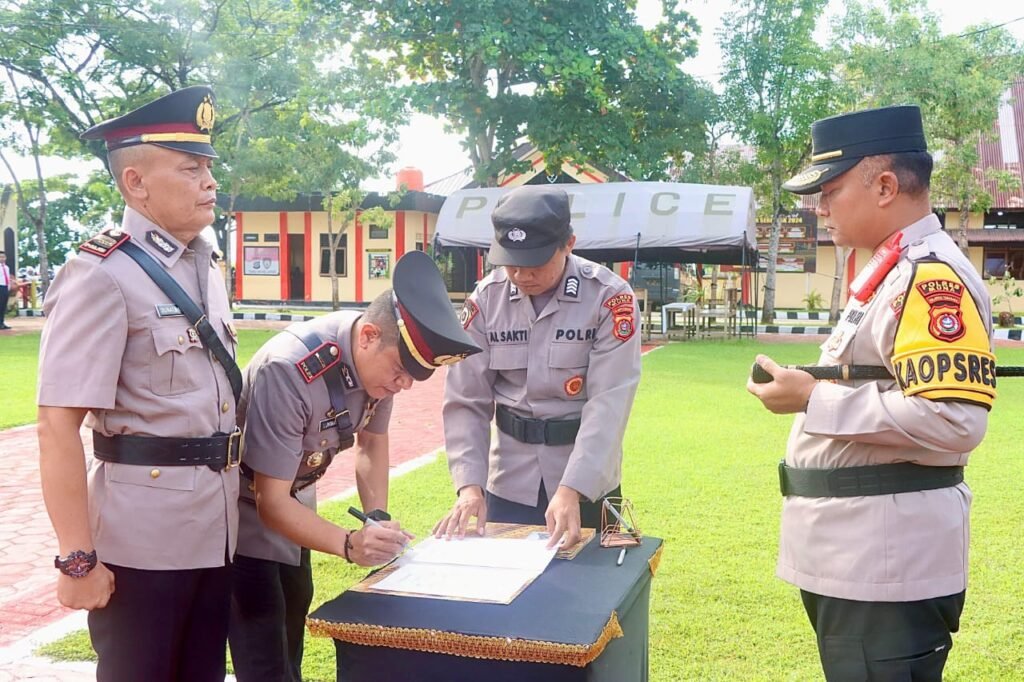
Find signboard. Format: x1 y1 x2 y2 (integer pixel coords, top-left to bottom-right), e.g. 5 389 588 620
243 246 280 276
755 210 817 273
368 252 391 279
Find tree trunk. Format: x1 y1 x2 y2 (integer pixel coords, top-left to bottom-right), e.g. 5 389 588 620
224 193 238 308
955 203 970 256
830 246 848 324
327 195 339 310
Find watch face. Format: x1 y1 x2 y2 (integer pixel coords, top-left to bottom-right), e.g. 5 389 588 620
56 550 97 578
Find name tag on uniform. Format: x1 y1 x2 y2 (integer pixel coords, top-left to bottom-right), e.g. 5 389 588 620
319 417 338 432
155 304 184 317
821 300 868 359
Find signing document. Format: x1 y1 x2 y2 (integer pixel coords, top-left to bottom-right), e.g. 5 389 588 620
369 532 558 604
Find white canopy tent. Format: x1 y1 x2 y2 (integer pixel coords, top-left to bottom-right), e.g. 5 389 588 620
434 182 758 265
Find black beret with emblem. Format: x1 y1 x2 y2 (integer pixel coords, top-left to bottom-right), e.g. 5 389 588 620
391 251 482 381
488 186 573 268
81 85 218 159
783 105 928 195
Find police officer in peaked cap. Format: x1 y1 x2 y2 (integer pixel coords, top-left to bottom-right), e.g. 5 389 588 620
749 105 995 680
37 85 241 681
437 185 642 550
229 250 479 681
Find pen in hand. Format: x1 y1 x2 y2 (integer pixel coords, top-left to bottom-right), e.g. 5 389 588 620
347 507 414 553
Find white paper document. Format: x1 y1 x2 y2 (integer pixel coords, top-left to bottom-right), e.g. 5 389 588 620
369 533 558 603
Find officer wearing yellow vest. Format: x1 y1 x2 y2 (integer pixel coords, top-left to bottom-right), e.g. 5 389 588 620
748 105 995 680
38 86 240 681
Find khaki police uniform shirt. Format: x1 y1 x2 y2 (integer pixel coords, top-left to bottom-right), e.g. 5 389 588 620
778 213 992 602
236 311 393 566
37 207 239 570
444 254 642 506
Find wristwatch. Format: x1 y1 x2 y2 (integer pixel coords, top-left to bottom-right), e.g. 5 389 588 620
54 549 98 578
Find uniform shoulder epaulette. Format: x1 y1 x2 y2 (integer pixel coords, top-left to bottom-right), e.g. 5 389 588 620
79 228 130 258
296 341 342 384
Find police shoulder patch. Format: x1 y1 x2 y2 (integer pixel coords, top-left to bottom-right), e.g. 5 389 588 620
79 228 130 258
460 299 480 330
891 260 996 410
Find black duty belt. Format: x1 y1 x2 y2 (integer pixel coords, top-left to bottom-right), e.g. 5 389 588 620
495 404 581 446
779 461 964 497
93 430 242 472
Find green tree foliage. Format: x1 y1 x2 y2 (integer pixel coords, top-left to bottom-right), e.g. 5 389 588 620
349 0 709 184
833 0 1024 252
0 0 400 302
718 0 834 323
14 174 113 269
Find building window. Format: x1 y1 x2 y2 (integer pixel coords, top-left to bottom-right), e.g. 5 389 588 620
982 247 1024 279
319 233 347 276
369 224 389 240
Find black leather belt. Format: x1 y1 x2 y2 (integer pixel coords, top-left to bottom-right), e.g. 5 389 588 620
779 461 964 497
495 405 581 446
93 430 242 471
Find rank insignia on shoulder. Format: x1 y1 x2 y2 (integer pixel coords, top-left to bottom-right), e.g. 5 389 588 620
296 342 342 384
340 363 357 389
459 299 479 330
145 230 180 258
79 229 130 258
564 276 580 298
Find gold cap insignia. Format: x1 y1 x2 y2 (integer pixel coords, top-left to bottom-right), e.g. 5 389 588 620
788 168 827 187
196 95 216 132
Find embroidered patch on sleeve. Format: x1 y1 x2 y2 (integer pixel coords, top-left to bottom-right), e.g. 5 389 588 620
605 292 636 342
459 299 479 330
891 261 996 409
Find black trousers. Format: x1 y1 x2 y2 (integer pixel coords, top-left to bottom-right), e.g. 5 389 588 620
486 481 622 529
801 590 966 682
229 548 314 682
0 285 8 325
88 563 231 682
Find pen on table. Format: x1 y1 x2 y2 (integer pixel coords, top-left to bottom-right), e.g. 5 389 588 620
616 548 626 566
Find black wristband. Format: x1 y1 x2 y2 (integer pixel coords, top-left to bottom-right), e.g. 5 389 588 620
344 531 354 563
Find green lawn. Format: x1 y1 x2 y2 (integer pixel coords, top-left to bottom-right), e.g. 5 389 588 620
0 330 277 429
31 341 1024 680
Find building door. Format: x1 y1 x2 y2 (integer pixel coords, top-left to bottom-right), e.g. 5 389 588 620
288 234 305 301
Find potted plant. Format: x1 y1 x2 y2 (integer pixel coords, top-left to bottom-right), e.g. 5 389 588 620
988 270 1023 328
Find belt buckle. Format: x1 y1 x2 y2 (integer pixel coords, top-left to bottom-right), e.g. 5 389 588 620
226 428 243 470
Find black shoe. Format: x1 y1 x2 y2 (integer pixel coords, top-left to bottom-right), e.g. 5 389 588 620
0 324 11 330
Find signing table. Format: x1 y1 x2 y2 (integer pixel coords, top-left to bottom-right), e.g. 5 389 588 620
308 534 664 682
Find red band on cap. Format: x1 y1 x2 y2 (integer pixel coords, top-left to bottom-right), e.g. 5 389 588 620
104 122 199 141
397 300 436 366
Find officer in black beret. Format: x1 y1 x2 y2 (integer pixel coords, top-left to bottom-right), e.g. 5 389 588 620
750 105 995 680
437 185 642 551
230 251 479 681
38 86 241 682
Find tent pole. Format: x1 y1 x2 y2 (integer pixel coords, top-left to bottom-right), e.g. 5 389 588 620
631 232 641 288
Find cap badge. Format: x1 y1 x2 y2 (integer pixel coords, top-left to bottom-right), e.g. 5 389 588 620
788 168 826 187
434 352 470 366
196 94 216 132
508 228 527 242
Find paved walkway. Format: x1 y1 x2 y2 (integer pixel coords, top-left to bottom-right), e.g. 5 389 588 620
0 366 447 679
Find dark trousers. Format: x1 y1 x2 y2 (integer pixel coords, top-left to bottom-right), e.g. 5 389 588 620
229 548 314 682
801 590 966 682
486 481 622 529
88 563 231 682
0 285 8 325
